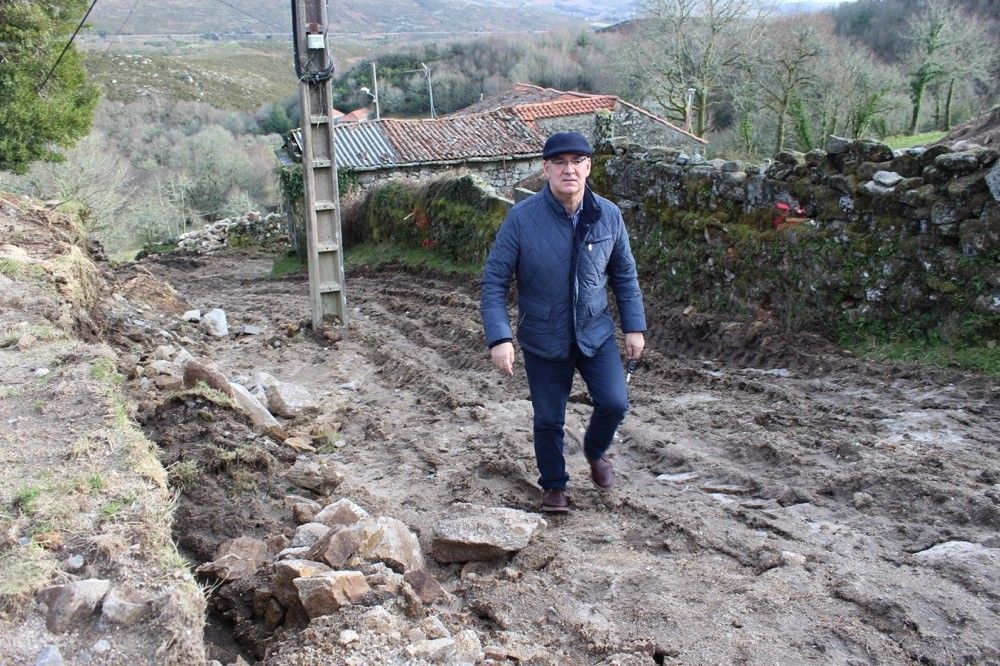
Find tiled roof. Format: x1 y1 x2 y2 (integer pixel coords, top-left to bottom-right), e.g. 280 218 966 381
511 96 618 122
290 111 546 171
448 83 570 117
381 111 544 163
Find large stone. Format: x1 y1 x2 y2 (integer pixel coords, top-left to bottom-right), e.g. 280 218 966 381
307 525 363 567
935 151 980 173
293 571 371 618
40 578 110 633
285 455 345 494
182 359 233 396
100 588 151 626
453 630 485 663
229 382 282 434
201 308 229 336
266 381 319 417
313 498 369 530
987 161 1000 202
292 522 331 549
872 170 902 187
353 516 425 573
861 181 894 197
825 135 851 154
196 537 269 581
148 359 182 377
271 559 332 609
431 504 546 563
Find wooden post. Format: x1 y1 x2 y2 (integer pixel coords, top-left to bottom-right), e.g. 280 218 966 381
294 0 347 328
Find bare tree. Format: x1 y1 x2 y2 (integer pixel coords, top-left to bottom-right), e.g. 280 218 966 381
749 16 824 153
904 0 955 135
632 0 772 137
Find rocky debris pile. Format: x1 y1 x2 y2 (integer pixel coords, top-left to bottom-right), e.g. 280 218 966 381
175 211 285 254
194 475 550 663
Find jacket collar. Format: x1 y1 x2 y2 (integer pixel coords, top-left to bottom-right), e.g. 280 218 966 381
542 183 602 227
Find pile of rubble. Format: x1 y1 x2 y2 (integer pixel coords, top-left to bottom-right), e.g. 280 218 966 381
176 211 286 253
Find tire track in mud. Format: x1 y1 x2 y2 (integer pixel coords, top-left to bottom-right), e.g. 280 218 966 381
140 254 1000 665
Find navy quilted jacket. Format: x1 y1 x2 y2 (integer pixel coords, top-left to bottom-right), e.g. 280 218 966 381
481 184 646 360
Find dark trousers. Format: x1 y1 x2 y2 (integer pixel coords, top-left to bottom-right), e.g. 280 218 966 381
522 336 628 490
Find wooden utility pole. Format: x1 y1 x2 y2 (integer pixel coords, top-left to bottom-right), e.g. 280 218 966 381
292 0 347 328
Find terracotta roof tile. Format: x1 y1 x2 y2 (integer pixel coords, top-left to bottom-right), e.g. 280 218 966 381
512 96 618 122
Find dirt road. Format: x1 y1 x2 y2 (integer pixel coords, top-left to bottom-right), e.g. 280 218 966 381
135 250 1000 664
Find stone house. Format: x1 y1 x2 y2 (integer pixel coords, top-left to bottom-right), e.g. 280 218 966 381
280 83 705 198
282 110 545 197
449 83 707 154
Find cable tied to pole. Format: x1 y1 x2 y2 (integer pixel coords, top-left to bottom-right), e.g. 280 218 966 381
290 0 335 85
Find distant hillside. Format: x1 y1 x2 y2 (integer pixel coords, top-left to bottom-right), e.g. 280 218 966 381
86 0 584 35
478 0 637 25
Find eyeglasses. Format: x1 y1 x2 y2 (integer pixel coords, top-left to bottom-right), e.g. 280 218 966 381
548 156 589 169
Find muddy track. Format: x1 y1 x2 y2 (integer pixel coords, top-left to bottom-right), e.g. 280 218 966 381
138 252 1000 664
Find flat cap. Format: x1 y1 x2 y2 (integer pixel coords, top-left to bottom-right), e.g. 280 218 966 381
542 131 593 159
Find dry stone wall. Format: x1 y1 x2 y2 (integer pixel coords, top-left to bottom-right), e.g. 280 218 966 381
594 136 999 342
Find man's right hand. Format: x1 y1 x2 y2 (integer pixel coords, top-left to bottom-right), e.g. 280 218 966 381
490 341 515 376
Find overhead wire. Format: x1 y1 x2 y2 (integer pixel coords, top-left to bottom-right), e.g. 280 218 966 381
290 0 335 85
37 0 101 93
98 0 142 57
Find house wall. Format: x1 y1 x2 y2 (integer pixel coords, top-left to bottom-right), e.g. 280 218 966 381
348 157 540 198
533 110 704 154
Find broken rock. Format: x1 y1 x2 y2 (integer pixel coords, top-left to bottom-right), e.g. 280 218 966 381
313 498 369 530
404 569 449 605
293 570 371 618
201 308 229 336
183 359 233 397
100 588 151 626
285 454 344 494
266 381 319 418
40 578 110 633
196 537 269 581
271 559 332 609
229 382 282 434
291 522 331 549
307 525 363 568
353 516 425 573
431 503 546 562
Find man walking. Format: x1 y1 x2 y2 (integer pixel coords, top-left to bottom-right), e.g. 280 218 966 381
481 131 646 513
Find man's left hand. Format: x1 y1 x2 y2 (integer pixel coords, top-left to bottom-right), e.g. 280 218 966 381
625 332 645 360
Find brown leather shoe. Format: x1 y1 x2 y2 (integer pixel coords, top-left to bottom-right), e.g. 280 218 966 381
541 489 569 513
589 456 614 489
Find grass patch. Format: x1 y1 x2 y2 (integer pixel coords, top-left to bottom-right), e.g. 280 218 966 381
166 460 200 491
844 337 1000 376
13 487 43 516
0 544 57 603
271 252 305 278
90 357 123 384
346 241 482 276
0 258 45 279
883 131 947 149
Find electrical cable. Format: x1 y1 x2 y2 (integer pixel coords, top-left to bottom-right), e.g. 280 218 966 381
290 0 335 85
98 0 142 57
37 0 100 93
209 0 286 32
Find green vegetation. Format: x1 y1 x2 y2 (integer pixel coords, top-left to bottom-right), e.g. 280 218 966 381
0 1 99 174
89 357 123 383
346 241 482 276
883 131 947 149
83 42 295 112
13 487 43 516
271 252 305 278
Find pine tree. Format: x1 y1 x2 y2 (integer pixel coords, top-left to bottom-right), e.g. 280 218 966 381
0 1 99 175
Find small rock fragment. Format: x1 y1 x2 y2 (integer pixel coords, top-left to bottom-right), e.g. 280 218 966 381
339 629 360 645
272 559 332 609
40 578 110 633
285 455 344 494
294 571 371 618
229 382 281 434
201 308 229 336
404 569 449 605
101 588 151 626
65 554 85 572
266 381 319 418
313 498 369 530
181 309 201 322
35 645 64 666
92 639 111 655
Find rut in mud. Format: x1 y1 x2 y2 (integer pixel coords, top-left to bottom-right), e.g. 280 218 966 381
133 250 1000 664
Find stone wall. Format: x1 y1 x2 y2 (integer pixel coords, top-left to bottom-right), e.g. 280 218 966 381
348 158 539 199
592 136 1000 342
